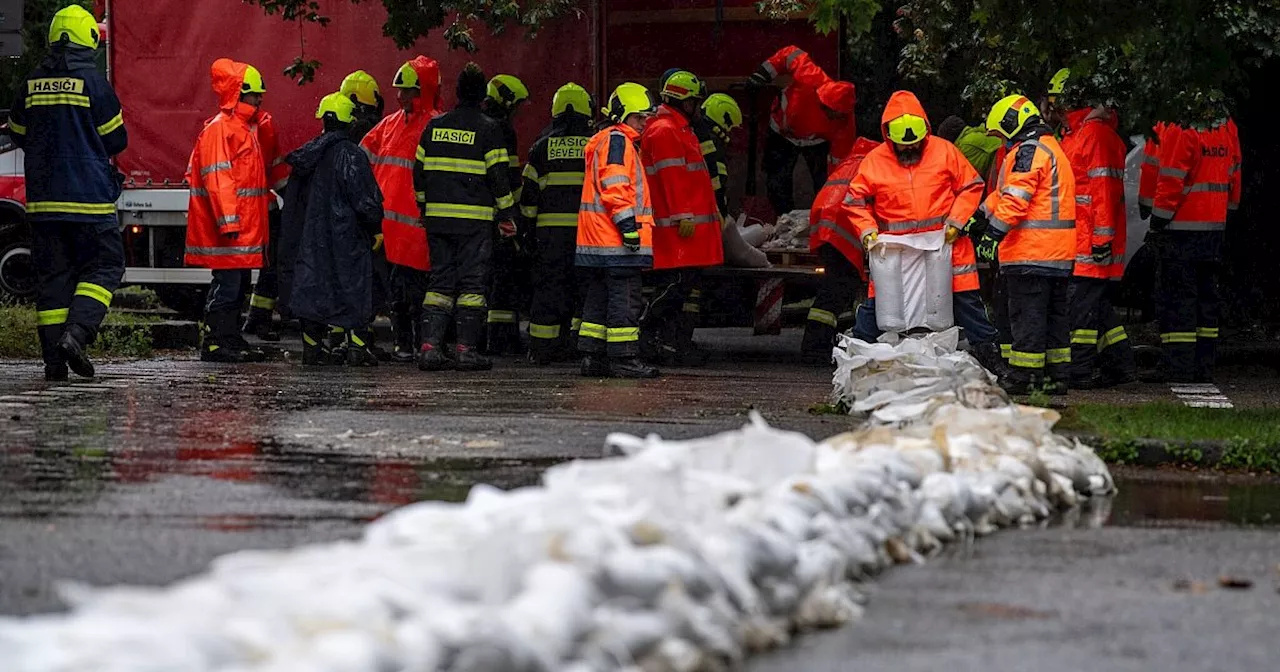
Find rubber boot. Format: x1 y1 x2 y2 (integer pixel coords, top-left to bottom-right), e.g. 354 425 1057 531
456 309 493 371
417 311 454 372
391 309 417 363
660 311 708 367
328 326 348 366
580 353 611 377
485 317 521 356
346 328 379 367
301 321 330 366
243 306 280 341
998 371 1040 396
227 317 267 363
611 357 660 379
800 321 837 367
54 323 95 378
201 311 251 363
970 341 1010 379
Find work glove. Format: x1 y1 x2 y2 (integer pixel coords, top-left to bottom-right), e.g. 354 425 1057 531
944 224 964 245
861 230 880 251
1139 203 1152 220
372 233 384 251
974 231 1002 263
622 230 641 252
1091 241 1111 264
1149 215 1170 233
746 69 771 89
677 219 697 239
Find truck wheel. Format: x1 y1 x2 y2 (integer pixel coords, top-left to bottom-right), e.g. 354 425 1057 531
154 284 208 320
0 241 37 303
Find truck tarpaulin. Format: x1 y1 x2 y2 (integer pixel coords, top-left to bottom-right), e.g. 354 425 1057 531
108 0 593 187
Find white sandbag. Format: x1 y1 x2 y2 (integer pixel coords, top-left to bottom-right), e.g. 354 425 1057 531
722 214 771 268
868 229 954 332
739 222 772 248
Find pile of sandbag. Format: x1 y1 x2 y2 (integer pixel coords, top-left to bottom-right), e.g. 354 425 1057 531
1 334 1114 672
760 209 809 250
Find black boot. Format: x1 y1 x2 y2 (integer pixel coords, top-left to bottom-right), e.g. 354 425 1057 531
346 329 379 367
456 309 493 371
611 356 660 379
800 321 837 367
971 341 1010 378
580 353 611 377
44 363 69 382
417 311 454 372
328 327 348 365
55 324 95 378
243 307 280 341
301 322 330 366
391 310 417 363
201 312 251 363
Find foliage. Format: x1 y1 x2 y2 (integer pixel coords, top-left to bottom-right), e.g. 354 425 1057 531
0 0 94 108
1095 438 1139 465
1073 403 1280 472
0 304 156 359
246 0 583 84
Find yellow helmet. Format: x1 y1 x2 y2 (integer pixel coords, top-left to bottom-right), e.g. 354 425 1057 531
605 82 657 122
551 82 592 117
316 92 355 124
701 93 743 133
340 71 380 107
885 113 928 145
487 75 529 108
240 65 267 94
985 94 1041 140
661 70 704 101
1047 68 1071 97
392 62 420 89
49 5 100 50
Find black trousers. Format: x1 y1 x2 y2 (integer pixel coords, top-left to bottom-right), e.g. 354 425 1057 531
763 130 828 216
528 228 580 355
644 268 704 349
247 209 282 315
1005 273 1071 384
1069 277 1136 380
487 234 530 334
424 228 491 345
1156 231 1221 380
33 221 125 365
204 268 251 347
989 266 1013 362
579 268 643 358
390 264 429 317
802 244 863 354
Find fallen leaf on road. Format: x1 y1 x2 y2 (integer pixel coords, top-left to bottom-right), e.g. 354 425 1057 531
1217 576 1253 590
463 439 504 449
1172 579 1209 594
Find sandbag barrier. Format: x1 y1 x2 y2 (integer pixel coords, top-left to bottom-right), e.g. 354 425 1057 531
2 330 1114 672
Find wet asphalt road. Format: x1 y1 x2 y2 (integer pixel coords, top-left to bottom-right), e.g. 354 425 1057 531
1 328 1278 670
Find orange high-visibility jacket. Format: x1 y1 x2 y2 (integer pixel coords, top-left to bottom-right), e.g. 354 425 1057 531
577 122 654 269
362 56 442 271
810 136 879 281
1060 108 1128 280
641 104 723 270
981 128 1077 275
756 45 857 166
185 58 271 270
1137 121 1173 211
254 110 290 195
1151 119 1241 232
842 91 984 294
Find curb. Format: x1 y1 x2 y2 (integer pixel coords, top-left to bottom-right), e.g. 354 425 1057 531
1062 432 1280 472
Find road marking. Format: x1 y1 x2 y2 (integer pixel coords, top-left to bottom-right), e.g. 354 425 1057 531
1171 383 1233 409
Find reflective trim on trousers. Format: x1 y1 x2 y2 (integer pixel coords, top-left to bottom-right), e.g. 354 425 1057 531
1047 348 1071 365
536 213 579 228
458 293 487 309
607 326 640 343
529 323 561 339
807 308 837 327
1160 332 1197 344
952 264 977 276
37 308 69 326
423 292 455 309
1009 351 1046 369
1071 329 1099 345
579 322 607 341
249 294 276 310
487 310 517 324
1197 327 1219 339
1099 326 1128 350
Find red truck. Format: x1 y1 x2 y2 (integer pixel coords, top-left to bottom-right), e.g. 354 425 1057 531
2 0 842 322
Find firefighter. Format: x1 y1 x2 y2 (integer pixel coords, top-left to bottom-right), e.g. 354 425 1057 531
800 137 876 365
481 74 531 355
701 92 743 216
745 45 857 217
1048 71 1137 389
8 5 127 380
362 56 443 363
841 92 1003 372
1148 113 1241 383
341 70 385 141
413 63 516 372
1137 122 1175 220
521 82 594 364
240 97 292 343
185 58 273 364
279 93 384 366
577 82 659 378
640 70 722 367
973 94 1077 394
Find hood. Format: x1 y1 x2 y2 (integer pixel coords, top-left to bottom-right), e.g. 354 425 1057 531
40 42 97 72
1065 107 1118 134
879 90 930 140
817 81 855 115
211 58 250 111
409 56 442 112
286 131 347 178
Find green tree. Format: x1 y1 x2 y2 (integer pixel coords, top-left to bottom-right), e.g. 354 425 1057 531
0 0 95 109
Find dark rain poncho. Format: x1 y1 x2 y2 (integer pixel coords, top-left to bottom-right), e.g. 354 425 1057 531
277 131 383 328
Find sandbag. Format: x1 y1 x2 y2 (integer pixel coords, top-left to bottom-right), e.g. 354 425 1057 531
722 214 771 268
868 229 953 332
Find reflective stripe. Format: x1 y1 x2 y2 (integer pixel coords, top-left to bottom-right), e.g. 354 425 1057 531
1087 167 1124 179
487 310 517 324
1197 327 1220 339
881 216 945 233
272 177 289 191
544 171 587 187
1187 182 1230 193
201 161 232 176
423 292 456 309
1099 326 1128 350
271 156 286 168
1142 154 1158 166
529 323 561 339
303 333 319 346
37 308 69 326
415 146 427 163
1025 139 1063 220
508 156 521 168
350 332 367 347
580 322 607 341
1167 220 1226 232
496 193 515 210
575 245 653 256
761 61 778 79
682 302 700 314
581 202 607 214
807 308 837 327
423 203 495 220
654 214 717 227
952 264 977 276
249 294 276 310
1022 218 1075 230
813 220 861 249
1070 329 1099 345
27 201 116 215
1094 227 1115 237
415 191 426 202
536 212 579 228
1077 254 1110 266
1002 186 1033 201
844 196 867 207
1160 332 1197 344
826 178 851 188
1000 343 1012 358
458 293 487 308
646 157 688 174
1138 197 1154 207
700 140 717 154
96 112 125 136
612 207 639 224
1008 351 1046 369
8 120 25 135
686 162 707 172
607 326 640 343
962 176 983 189
421 157 487 174
784 49 802 69
26 93 90 107
988 216 1012 234
216 215 240 226
1047 348 1071 365
571 318 582 332
236 188 272 197
1075 195 1092 205
710 176 722 189
370 155 416 169
1158 167 1187 178
484 148 510 169
185 245 264 256
520 205 540 219
384 209 421 227
1150 207 1175 219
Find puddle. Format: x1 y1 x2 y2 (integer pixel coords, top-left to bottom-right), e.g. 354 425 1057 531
1107 475 1280 527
